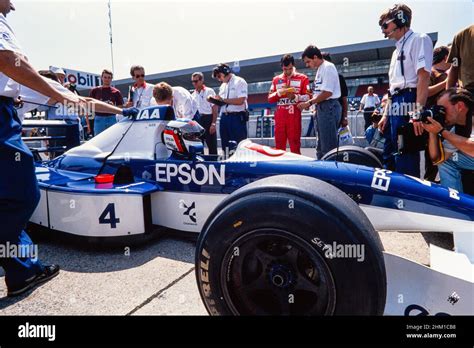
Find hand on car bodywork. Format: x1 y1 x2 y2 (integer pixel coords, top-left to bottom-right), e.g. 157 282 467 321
122 107 140 119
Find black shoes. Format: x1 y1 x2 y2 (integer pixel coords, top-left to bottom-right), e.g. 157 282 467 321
7 265 60 297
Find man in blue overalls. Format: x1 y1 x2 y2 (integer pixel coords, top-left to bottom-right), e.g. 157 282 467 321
0 1 84 297
377 4 432 177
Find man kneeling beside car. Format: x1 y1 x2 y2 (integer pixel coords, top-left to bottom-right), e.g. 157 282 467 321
421 88 474 193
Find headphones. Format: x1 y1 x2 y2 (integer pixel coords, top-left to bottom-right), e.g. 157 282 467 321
212 64 232 78
388 5 410 28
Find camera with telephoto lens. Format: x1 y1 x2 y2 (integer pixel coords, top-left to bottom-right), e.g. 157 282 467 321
410 105 446 126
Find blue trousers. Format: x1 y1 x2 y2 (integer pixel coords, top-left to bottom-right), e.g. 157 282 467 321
0 99 44 289
382 91 420 177
219 112 247 154
94 115 117 136
439 151 474 192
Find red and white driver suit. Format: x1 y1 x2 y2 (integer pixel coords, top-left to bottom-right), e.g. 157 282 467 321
268 70 311 154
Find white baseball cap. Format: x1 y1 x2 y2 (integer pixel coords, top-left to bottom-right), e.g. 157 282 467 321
49 66 66 75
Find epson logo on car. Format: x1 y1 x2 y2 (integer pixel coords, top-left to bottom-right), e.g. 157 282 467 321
137 108 162 120
156 163 226 185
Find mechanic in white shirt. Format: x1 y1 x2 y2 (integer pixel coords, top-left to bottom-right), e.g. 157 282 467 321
192 72 218 155
212 63 248 154
125 65 154 109
359 86 381 130
152 82 198 119
377 4 432 177
298 45 342 159
0 2 87 297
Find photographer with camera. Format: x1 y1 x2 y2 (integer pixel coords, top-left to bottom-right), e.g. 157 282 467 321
420 88 474 193
366 109 385 150
378 4 433 177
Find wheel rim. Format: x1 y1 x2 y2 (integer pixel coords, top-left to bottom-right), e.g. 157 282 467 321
220 229 336 315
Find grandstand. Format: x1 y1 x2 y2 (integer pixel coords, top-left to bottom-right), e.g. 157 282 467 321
111 33 438 112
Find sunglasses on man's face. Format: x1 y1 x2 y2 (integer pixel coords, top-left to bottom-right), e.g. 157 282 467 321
381 18 395 30
191 80 201 83
135 74 145 78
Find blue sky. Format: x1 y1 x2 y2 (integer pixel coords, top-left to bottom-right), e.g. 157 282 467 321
9 0 474 79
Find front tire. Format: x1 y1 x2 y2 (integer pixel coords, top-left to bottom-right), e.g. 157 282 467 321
196 175 386 315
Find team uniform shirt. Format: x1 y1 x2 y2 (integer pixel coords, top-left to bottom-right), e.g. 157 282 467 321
447 25 474 91
312 60 341 100
192 85 216 115
388 29 433 93
18 78 78 121
172 86 198 119
219 75 248 113
360 93 380 108
0 14 23 98
131 82 154 109
268 71 311 109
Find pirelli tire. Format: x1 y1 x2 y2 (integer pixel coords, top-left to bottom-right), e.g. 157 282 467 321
195 175 386 315
322 145 383 168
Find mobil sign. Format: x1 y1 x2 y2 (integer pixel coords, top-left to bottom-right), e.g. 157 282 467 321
63 68 101 90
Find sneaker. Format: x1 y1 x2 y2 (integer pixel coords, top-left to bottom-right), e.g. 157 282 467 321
7 265 60 297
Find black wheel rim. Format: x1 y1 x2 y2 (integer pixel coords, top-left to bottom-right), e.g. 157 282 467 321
220 229 336 315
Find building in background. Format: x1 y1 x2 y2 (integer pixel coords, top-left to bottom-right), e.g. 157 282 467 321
88 33 437 114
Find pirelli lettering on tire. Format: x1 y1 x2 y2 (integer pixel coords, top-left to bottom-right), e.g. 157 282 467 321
199 248 219 315
156 163 226 185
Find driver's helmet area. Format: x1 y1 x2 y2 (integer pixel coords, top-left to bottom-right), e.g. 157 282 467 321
163 119 205 158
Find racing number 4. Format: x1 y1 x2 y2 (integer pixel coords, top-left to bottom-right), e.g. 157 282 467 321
99 203 121 229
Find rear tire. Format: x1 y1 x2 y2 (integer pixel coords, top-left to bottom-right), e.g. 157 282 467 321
196 175 386 315
322 145 382 168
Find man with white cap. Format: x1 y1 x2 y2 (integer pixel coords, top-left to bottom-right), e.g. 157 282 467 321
49 66 66 86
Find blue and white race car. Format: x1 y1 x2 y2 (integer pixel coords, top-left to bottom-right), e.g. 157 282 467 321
29 106 474 316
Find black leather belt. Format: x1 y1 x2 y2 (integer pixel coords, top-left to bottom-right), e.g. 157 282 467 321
222 111 245 116
391 87 417 96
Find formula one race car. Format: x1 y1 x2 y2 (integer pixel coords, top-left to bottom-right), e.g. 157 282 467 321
29 105 474 316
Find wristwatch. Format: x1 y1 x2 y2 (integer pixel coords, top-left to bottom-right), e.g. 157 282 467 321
437 128 446 137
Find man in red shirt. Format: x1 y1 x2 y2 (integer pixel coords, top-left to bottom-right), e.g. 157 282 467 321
89 69 124 135
268 54 311 154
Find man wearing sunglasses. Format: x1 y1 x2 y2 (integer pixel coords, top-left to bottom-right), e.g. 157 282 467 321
377 3 432 177
125 65 154 109
191 72 218 155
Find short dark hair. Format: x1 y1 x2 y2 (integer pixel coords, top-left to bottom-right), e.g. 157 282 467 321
379 4 412 28
212 64 231 79
39 70 60 83
102 69 113 78
192 72 204 81
302 45 322 60
130 65 145 77
321 52 332 62
438 88 474 115
438 88 473 137
433 46 450 65
153 82 173 102
280 54 295 67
